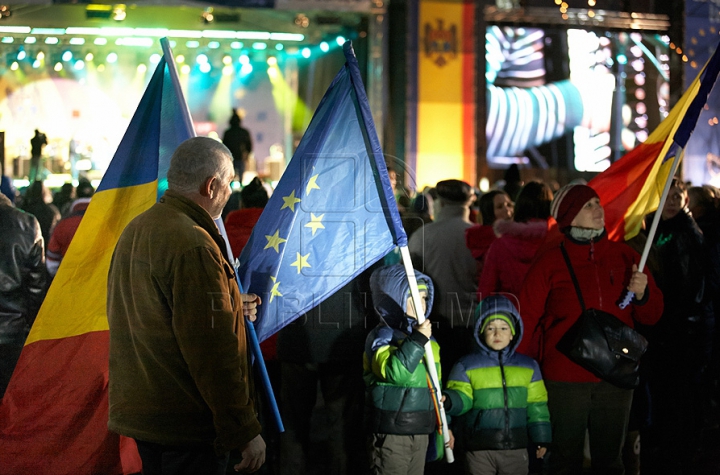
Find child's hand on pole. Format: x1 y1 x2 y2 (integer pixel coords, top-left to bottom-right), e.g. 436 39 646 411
416 319 432 339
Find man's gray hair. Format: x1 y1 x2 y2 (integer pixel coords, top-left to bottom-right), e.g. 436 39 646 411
167 137 234 194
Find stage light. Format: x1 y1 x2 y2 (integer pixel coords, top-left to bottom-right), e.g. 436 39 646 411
239 54 249 65
320 41 329 52
10 61 18 70
180 64 190 74
45 37 59 45
275 44 284 51
240 63 252 75
149 53 161 64
69 38 85 45
301 47 311 58
0 5 11 18
137 64 147 73
74 60 85 70
53 62 61 71
252 42 267 50
199 62 211 73
62 50 72 61
1 37 13 43
176 54 185 63
196 53 208 64
186 40 199 48
267 56 277 67
36 51 44 61
230 41 242 50
106 52 118 63
85 52 93 61
113 4 126 21
222 65 233 75
208 41 220 49
97 64 105 72
24 37 36 44
94 38 107 45
616 54 627 65
222 55 232 65
202 8 214 24
17 50 26 60
32 59 40 68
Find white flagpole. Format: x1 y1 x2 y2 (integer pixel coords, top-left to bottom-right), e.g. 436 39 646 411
618 147 683 308
399 246 454 463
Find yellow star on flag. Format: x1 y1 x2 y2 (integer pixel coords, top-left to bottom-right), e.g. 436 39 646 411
281 190 302 212
304 213 325 236
269 276 282 303
290 252 311 274
264 230 288 253
306 174 320 195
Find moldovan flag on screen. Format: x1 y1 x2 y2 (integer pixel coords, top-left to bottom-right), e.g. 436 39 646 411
0 53 194 474
590 41 720 241
238 42 406 342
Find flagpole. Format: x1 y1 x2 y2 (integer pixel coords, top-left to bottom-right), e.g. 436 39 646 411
400 246 455 463
618 148 683 308
234 273 285 433
160 38 195 136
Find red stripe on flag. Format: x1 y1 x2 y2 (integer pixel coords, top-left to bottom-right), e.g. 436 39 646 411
589 140 665 241
0 331 141 475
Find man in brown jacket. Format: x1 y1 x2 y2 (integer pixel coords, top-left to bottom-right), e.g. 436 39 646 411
107 136 265 474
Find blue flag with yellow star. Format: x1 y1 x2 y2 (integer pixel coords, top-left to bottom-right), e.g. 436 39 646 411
237 42 406 343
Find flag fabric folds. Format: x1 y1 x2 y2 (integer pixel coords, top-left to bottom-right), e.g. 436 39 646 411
238 42 405 343
590 42 720 241
0 51 194 474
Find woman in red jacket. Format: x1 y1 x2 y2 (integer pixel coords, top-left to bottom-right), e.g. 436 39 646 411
518 184 663 475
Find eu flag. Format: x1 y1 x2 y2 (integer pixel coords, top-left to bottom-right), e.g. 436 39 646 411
238 42 406 343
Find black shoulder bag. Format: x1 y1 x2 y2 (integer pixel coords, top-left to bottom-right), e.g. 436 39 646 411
555 243 648 389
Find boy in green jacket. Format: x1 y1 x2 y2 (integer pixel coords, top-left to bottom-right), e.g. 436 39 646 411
363 264 441 475
443 295 551 475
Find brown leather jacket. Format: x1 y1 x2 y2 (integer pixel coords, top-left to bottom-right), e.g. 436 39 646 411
107 189 260 454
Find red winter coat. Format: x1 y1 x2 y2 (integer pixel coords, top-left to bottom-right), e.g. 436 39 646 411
518 232 663 383
478 219 551 300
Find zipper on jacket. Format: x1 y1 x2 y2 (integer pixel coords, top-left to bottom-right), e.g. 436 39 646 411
499 351 510 447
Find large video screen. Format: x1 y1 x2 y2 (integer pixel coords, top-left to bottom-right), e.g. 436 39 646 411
485 26 670 172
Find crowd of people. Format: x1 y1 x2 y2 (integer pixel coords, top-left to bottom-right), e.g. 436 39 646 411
3 137 720 475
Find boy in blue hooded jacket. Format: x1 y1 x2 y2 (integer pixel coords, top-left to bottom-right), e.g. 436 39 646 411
443 295 551 475
363 264 442 475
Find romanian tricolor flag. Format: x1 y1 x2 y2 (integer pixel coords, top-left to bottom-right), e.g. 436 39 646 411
590 42 720 241
0 42 194 474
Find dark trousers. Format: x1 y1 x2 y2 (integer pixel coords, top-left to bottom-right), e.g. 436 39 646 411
279 361 367 475
134 439 229 475
0 341 24 398
545 380 633 475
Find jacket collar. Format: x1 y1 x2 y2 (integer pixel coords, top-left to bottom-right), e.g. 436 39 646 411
160 189 231 265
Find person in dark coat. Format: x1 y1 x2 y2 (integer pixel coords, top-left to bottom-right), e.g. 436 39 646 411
0 193 46 397
641 179 708 474
222 110 253 184
20 181 60 247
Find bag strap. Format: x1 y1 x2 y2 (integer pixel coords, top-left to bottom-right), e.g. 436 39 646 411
560 242 586 312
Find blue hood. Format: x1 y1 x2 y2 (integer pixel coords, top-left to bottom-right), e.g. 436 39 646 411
370 264 434 332
473 295 524 357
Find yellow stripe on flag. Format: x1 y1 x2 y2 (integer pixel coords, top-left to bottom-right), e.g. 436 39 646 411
26 181 157 344
621 66 704 238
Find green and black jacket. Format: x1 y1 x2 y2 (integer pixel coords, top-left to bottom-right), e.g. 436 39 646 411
444 295 551 451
